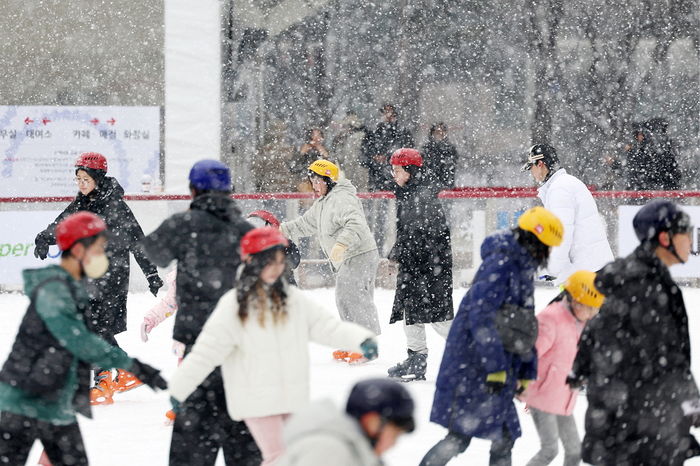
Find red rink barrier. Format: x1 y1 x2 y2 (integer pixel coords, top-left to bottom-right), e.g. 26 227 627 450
2 188 700 203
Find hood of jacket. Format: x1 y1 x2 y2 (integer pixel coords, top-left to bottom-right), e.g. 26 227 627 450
324 177 357 200
393 168 438 199
190 192 242 223
481 229 538 271
283 399 379 465
76 176 124 207
23 265 73 297
594 244 669 296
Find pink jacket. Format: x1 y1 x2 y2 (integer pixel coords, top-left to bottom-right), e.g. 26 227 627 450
522 300 585 416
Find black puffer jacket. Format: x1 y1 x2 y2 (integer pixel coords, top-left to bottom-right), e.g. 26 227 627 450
388 172 453 325
142 193 253 349
35 177 159 335
573 245 699 466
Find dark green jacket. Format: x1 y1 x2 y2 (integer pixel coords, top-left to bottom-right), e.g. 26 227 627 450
0 265 133 425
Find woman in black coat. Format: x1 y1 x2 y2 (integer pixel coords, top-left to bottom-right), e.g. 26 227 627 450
33 152 163 404
386 148 453 382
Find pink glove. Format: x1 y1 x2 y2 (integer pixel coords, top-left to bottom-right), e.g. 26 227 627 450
141 315 157 342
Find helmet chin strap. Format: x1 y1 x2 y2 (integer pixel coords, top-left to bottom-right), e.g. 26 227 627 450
666 232 688 264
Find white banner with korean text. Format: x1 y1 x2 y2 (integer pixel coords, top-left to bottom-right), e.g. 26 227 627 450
0 106 160 197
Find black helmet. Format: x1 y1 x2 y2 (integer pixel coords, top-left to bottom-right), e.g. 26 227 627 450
633 199 692 243
521 144 559 172
346 378 415 432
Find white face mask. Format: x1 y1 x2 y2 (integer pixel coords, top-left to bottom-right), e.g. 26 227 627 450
83 253 109 278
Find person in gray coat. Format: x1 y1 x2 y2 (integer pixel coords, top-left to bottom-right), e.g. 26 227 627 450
278 378 415 466
280 160 381 362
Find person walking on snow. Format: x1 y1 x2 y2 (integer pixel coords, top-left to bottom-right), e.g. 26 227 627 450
421 206 563 466
570 200 700 466
0 212 166 466
142 159 261 466
522 144 613 285
169 227 378 466
280 159 381 363
386 148 454 382
278 378 415 466
33 152 163 406
519 270 604 466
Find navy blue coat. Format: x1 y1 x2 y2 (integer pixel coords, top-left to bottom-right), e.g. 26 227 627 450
430 230 538 440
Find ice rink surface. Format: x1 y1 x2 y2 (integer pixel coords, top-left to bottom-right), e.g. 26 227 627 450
2 286 700 465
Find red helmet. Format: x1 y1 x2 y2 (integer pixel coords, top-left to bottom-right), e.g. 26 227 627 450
248 210 281 228
56 212 107 251
390 148 423 167
75 152 108 171
240 227 289 257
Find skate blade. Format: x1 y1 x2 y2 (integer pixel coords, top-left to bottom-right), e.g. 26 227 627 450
113 380 144 393
394 374 426 383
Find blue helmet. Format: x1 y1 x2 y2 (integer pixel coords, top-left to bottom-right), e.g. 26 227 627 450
189 159 231 192
633 199 692 243
346 378 415 432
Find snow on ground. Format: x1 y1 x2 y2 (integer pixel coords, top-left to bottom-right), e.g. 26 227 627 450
2 286 700 465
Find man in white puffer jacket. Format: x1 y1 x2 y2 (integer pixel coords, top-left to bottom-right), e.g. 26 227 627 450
281 160 381 351
522 144 614 285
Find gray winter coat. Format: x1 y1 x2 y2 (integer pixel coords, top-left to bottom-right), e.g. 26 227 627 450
278 399 380 466
280 178 377 270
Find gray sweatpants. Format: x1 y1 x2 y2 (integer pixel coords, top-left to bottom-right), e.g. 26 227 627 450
526 407 581 466
335 249 381 335
405 320 452 354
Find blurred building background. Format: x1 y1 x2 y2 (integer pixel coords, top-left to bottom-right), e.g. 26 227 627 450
1 0 698 191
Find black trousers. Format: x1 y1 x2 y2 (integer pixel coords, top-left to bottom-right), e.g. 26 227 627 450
92 331 120 381
169 368 261 466
0 411 87 466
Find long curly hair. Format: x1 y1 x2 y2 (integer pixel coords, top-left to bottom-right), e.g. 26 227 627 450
236 246 288 326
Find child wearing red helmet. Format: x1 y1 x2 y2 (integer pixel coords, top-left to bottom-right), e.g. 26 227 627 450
386 148 454 382
169 227 378 465
0 212 166 466
32 152 163 406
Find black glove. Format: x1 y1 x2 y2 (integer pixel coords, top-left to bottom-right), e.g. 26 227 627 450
147 273 164 297
34 233 50 260
565 372 586 390
129 359 167 390
485 371 507 394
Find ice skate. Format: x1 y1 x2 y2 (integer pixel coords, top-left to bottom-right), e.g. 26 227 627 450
89 370 114 405
112 368 144 392
346 352 368 364
332 350 349 361
387 350 427 382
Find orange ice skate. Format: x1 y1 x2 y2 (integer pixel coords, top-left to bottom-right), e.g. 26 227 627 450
89 370 114 405
332 350 349 361
112 368 143 393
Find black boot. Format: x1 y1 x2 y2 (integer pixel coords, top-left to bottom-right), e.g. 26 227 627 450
388 349 427 382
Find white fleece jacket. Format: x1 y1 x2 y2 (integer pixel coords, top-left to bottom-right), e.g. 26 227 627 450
169 285 375 420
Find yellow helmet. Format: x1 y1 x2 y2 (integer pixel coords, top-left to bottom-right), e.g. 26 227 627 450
564 270 605 308
517 206 564 247
308 159 339 182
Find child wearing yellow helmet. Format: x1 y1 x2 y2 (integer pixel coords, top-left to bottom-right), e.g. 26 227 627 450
519 270 604 466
